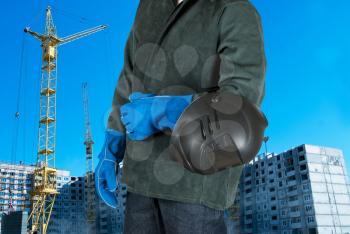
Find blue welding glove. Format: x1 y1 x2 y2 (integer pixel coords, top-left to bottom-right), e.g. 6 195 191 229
120 92 192 141
95 129 126 208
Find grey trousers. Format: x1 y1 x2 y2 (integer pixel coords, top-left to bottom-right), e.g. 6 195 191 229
124 192 227 234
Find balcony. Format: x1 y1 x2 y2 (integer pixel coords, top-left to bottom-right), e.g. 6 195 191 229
288 200 300 207
286 170 296 177
290 222 303 229
287 180 297 187
244 176 252 181
246 209 253 215
271 219 279 225
287 190 299 197
244 219 253 225
290 211 301 217
244 228 253 234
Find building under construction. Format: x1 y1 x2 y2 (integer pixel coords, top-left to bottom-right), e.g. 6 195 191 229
0 163 85 234
0 162 127 234
230 144 350 234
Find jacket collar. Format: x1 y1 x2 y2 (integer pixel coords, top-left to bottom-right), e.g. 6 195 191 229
158 0 197 44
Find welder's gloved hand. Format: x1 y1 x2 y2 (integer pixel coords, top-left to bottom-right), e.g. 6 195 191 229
95 129 126 208
120 92 192 141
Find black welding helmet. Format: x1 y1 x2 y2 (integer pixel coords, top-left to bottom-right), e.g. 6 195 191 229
170 91 268 175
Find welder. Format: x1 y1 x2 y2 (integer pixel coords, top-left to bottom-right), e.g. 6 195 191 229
96 0 267 233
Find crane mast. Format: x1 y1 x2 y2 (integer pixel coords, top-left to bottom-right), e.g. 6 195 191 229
24 6 106 234
82 82 96 230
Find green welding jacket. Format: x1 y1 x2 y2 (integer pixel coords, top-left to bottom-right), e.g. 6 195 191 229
108 0 266 210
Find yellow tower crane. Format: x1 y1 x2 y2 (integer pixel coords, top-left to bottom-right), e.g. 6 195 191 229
24 6 106 234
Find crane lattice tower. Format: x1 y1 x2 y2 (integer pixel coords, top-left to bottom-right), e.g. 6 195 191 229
24 6 106 234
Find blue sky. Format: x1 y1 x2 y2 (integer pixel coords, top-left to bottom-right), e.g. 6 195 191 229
0 0 349 177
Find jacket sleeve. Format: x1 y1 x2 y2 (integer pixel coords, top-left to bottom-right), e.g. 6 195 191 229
107 31 135 133
216 1 266 107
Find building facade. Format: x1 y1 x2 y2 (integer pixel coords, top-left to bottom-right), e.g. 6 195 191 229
234 144 350 234
48 175 86 234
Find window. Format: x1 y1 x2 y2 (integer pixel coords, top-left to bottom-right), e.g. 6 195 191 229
279 181 283 187
256 180 259 185
301 174 308 181
300 164 307 171
288 185 297 192
271 206 277 211
277 155 280 161
281 209 287 216
269 170 273 175
280 200 287 206
305 205 313 212
285 158 294 167
302 184 309 191
282 220 289 227
271 196 276 201
261 162 264 167
307 216 315 223
291 217 301 224
270 187 276 192
272 215 278 220
304 195 311 201
278 172 282 178
287 175 296 182
298 146 304 152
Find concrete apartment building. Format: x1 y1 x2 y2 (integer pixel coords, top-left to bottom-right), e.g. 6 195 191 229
48 174 86 234
234 144 350 234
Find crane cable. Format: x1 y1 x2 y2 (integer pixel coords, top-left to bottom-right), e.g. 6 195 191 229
51 6 102 25
11 35 27 166
7 34 27 214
